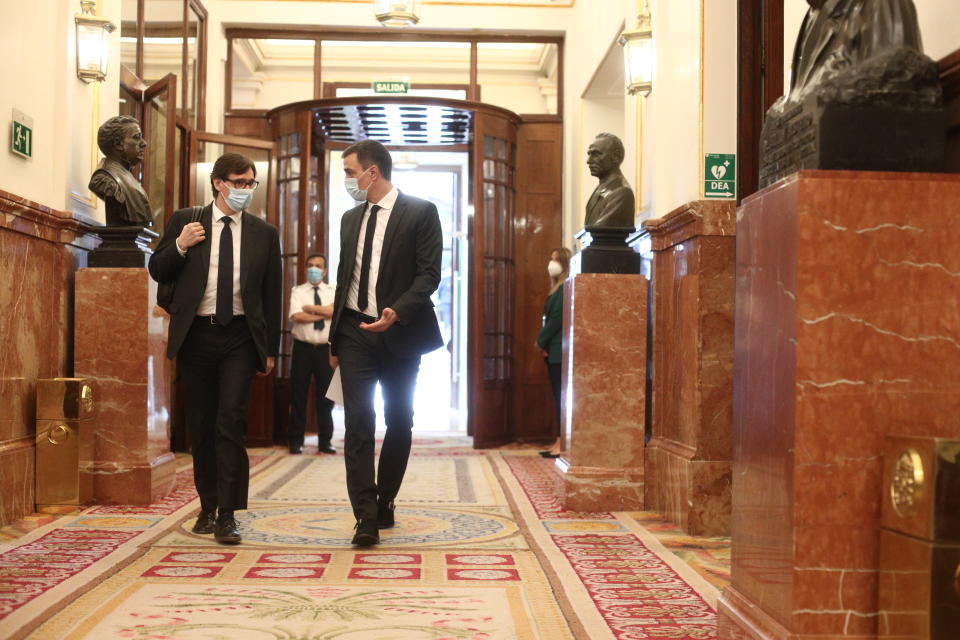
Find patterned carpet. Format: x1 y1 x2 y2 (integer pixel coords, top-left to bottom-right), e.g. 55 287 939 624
0 437 729 639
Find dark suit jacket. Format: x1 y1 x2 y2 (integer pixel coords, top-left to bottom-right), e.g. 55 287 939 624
329 191 443 359
536 287 563 365
148 203 282 370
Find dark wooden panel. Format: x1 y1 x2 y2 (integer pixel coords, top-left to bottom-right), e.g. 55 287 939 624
737 0 783 202
513 119 562 443
470 111 517 448
941 49 960 173
225 111 270 140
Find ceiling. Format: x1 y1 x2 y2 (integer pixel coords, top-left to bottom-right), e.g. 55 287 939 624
313 102 472 146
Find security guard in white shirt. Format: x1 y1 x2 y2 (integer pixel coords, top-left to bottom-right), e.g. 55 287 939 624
288 254 336 454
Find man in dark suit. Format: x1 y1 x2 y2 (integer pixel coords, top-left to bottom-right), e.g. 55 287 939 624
329 139 443 546
148 152 281 545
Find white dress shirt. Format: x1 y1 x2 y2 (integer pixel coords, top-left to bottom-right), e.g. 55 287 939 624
346 187 399 316
289 281 334 344
196 202 244 317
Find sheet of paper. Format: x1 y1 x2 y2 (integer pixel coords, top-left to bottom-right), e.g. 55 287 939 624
325 366 344 406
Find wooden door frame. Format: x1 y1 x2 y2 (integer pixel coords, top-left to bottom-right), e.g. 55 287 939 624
143 73 178 228
225 25 563 119
470 110 520 448
738 0 784 202
186 130 279 226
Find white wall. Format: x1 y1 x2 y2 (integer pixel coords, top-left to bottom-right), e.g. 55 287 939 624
0 0 121 221
557 0 635 239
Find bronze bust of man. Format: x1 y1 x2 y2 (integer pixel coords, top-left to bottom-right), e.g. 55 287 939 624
89 115 153 226
759 0 944 187
788 0 923 103
584 133 635 228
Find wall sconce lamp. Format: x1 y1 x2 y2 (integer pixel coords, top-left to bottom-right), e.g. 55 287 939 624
374 0 422 27
619 0 653 96
75 0 116 83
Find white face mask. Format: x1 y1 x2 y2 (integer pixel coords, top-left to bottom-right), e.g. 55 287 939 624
344 167 372 201
547 260 563 277
225 187 253 212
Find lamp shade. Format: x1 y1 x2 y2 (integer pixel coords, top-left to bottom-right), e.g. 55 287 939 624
619 25 653 97
75 1 115 83
374 0 422 27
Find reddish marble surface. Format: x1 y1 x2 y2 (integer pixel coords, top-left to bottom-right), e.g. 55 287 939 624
721 171 960 639
0 439 35 526
0 191 96 525
642 200 735 536
75 269 174 505
559 273 647 512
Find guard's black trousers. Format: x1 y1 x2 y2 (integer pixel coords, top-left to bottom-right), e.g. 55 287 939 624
289 339 335 449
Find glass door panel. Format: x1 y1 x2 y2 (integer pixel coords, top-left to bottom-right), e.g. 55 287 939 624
143 73 177 232
470 111 517 446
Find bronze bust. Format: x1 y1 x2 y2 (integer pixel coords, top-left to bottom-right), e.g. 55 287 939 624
584 133 635 228
759 0 944 187
89 116 153 226
788 0 923 104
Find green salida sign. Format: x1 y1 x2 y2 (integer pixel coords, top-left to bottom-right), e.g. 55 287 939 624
373 81 410 94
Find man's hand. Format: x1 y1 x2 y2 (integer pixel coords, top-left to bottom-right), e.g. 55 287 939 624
360 307 398 332
177 221 205 250
329 352 339 371
535 341 548 358
258 357 275 377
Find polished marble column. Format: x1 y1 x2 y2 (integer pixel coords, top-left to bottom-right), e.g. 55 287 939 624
75 268 175 504
558 273 647 512
719 171 960 639
641 201 736 536
0 189 95 525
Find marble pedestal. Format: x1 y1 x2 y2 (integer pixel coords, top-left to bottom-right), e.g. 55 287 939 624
558 273 647 512
719 171 960 639
75 268 175 504
639 201 736 536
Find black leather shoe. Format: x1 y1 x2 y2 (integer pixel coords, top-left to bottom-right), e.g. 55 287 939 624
317 443 337 454
214 514 242 545
289 445 303 454
377 500 395 529
351 519 380 546
191 510 216 534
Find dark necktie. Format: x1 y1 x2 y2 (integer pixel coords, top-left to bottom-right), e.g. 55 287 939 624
356 204 382 313
215 216 234 326
313 286 325 331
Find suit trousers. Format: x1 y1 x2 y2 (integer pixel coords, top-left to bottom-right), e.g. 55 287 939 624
336 318 421 521
289 340 335 448
178 316 260 513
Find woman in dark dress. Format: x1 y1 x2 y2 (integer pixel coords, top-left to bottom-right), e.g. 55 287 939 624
535 247 571 458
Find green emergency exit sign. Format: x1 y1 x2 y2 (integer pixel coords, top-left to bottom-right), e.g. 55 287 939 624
373 81 409 94
11 117 32 159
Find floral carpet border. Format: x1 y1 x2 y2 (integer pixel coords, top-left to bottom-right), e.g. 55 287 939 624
502 453 614 520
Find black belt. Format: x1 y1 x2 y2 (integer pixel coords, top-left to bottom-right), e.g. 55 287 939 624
195 314 245 326
341 308 377 324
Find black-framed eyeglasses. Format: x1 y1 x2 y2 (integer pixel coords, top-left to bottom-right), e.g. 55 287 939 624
225 179 260 190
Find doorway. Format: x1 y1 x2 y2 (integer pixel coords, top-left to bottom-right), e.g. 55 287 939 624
327 149 471 432
200 96 564 448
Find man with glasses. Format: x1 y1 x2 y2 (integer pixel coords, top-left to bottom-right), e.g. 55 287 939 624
149 152 282 545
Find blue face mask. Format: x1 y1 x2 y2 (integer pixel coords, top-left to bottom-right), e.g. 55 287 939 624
344 167 372 201
306 267 324 284
224 186 253 212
